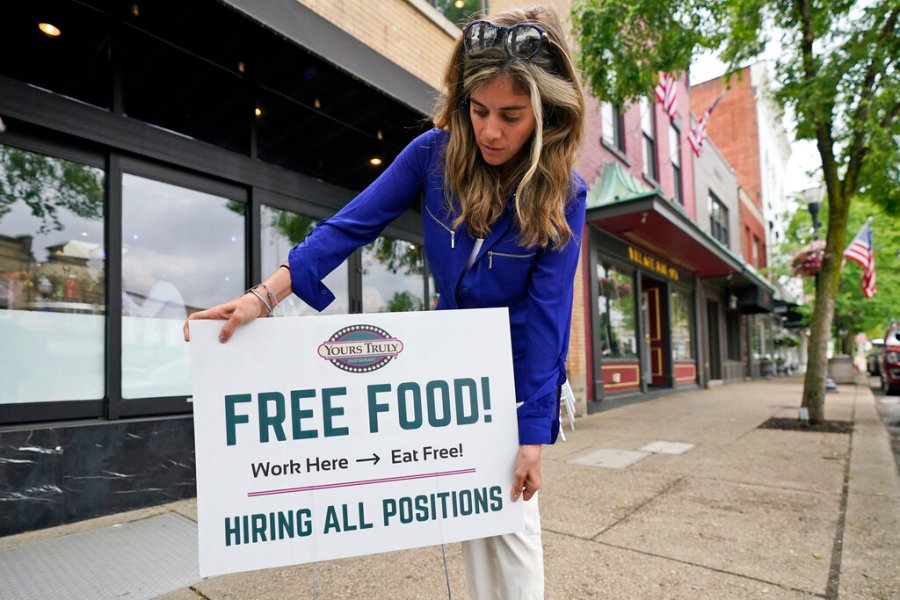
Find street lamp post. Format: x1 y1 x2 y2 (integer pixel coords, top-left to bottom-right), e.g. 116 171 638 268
807 199 821 241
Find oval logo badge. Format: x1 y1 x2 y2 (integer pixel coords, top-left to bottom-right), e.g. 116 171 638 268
317 325 404 373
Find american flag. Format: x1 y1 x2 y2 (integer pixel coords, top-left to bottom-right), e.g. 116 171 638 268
688 89 726 157
842 221 876 297
654 72 677 121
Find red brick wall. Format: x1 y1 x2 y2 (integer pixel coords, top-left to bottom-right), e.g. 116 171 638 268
581 76 695 219
739 200 768 269
690 70 763 214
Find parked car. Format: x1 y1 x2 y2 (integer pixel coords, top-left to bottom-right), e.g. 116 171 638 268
882 324 900 395
868 339 883 376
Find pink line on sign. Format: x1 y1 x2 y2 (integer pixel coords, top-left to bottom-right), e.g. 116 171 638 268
247 468 477 497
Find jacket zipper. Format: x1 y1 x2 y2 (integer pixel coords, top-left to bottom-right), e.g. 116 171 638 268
487 250 536 269
425 205 456 248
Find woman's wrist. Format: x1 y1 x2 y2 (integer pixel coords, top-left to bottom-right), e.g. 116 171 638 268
243 286 273 317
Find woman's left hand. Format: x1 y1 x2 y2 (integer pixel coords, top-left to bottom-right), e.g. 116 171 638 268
512 444 542 502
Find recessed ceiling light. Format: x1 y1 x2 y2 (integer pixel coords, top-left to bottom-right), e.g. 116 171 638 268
370 157 383 166
38 23 61 38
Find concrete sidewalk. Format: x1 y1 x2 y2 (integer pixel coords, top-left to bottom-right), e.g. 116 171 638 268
2 377 898 599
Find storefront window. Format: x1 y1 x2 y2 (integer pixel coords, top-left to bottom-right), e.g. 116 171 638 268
260 205 348 315
671 288 694 360
362 237 425 312
597 263 637 358
0 144 105 404
750 314 771 361
121 174 245 399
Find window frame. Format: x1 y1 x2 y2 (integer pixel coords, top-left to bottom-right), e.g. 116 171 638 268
709 192 730 247
600 101 627 160
669 123 682 205
639 97 658 183
112 156 249 419
595 256 639 361
669 284 696 361
0 132 107 425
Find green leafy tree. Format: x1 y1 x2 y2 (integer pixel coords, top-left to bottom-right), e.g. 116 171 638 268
833 199 900 345
272 211 316 245
0 146 104 234
781 193 900 349
572 0 899 423
365 237 424 276
433 0 483 25
385 290 424 313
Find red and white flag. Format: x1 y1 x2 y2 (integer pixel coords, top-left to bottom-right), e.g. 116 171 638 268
688 89 726 157
654 72 677 121
842 220 876 297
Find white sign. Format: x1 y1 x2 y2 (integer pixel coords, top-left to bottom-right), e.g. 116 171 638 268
189 308 523 578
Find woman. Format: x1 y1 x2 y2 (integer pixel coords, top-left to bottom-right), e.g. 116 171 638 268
186 6 585 598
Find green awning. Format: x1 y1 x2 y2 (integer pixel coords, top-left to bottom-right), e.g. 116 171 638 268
585 162 659 209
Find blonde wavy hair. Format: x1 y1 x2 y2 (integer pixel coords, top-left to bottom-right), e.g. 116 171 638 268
433 6 585 250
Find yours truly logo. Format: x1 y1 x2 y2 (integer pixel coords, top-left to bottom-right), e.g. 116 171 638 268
317 325 404 373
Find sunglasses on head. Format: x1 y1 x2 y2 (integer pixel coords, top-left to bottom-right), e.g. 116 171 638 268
462 20 547 60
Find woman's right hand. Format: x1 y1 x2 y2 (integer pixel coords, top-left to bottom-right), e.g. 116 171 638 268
182 292 265 343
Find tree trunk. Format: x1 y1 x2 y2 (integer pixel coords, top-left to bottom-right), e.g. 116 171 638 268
801 191 850 423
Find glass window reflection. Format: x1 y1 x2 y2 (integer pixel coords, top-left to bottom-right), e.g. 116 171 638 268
0 144 105 403
671 288 694 360
260 205 348 315
597 263 637 358
362 237 425 313
121 174 245 399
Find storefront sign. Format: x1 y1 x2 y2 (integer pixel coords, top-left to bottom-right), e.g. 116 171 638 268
627 246 680 281
189 309 523 578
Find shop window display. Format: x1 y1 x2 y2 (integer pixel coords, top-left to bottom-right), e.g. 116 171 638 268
0 144 105 403
362 237 425 313
260 205 349 316
671 288 694 360
597 263 637 358
121 174 245 399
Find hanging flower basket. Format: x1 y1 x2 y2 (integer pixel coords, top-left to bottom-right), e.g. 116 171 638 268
791 240 825 277
599 277 633 298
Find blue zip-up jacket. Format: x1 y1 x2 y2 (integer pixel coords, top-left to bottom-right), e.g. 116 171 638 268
288 128 586 445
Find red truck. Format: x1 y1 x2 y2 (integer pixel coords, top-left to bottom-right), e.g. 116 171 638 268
882 323 900 395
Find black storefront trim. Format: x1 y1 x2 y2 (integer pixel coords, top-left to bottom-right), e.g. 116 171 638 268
0 76 355 214
217 0 439 116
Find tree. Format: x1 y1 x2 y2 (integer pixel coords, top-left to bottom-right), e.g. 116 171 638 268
779 193 900 347
385 290 424 313
433 0 483 25
832 199 900 345
0 146 104 234
572 0 899 423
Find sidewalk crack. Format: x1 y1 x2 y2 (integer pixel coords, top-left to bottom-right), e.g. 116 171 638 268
824 383 857 599
592 540 826 598
189 585 212 599
592 476 686 539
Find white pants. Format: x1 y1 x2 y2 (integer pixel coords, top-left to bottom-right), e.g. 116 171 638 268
461 494 544 600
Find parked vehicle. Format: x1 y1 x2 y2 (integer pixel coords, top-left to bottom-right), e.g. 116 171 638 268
868 339 883 376
882 324 900 395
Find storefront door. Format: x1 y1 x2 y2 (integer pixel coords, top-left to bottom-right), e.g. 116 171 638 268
707 300 722 380
642 277 668 387
640 292 652 386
